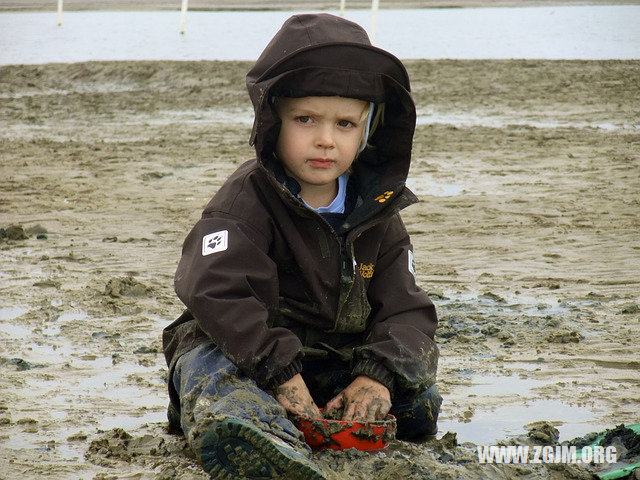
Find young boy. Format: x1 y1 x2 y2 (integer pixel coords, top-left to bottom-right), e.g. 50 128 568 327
163 13 441 479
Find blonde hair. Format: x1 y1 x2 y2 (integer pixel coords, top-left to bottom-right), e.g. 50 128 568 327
359 103 385 150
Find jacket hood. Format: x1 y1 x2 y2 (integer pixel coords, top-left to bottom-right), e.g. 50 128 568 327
245 13 417 197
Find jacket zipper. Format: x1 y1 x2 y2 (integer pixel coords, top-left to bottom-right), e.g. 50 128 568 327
338 236 354 282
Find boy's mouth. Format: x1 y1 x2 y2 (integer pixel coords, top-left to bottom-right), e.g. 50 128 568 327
307 158 334 169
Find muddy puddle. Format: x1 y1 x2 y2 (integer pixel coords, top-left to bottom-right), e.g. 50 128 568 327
442 398 601 445
0 306 30 321
416 110 640 131
429 287 638 451
140 108 255 126
438 370 603 445
405 177 464 197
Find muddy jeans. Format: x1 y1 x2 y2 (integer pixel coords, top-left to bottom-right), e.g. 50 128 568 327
171 343 442 453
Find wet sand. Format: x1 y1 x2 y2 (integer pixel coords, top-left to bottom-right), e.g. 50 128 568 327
0 59 639 478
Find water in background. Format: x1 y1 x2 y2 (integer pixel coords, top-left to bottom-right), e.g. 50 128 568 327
0 6 639 64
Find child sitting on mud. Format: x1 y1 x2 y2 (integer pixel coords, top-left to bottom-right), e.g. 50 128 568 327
163 13 441 479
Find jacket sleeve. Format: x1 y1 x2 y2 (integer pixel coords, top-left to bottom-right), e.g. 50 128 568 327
351 214 439 397
174 212 303 389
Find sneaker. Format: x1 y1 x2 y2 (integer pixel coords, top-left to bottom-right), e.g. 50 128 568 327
200 417 326 480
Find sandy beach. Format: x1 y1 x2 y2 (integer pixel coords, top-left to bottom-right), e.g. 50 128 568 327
1 57 639 478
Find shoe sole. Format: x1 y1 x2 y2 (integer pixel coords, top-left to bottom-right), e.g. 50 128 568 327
201 418 326 480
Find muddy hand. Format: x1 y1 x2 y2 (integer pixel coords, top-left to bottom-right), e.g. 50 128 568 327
274 373 321 419
325 375 391 422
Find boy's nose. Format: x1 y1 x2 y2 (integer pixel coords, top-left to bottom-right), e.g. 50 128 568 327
315 125 335 148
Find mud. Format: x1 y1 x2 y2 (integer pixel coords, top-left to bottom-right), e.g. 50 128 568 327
600 425 640 460
526 420 560 444
1 58 639 479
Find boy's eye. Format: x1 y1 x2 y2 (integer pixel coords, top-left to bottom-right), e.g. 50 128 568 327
337 119 355 128
295 115 312 124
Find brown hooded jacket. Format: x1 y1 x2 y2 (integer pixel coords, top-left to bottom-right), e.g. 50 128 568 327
163 14 439 407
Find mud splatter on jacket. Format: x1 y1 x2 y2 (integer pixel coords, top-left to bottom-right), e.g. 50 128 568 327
163 13 438 404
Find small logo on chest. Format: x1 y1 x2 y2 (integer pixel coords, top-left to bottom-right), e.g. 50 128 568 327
374 190 394 203
359 263 375 279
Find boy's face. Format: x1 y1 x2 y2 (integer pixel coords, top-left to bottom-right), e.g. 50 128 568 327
275 96 368 196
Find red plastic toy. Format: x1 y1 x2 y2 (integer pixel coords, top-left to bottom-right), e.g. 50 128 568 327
295 411 397 451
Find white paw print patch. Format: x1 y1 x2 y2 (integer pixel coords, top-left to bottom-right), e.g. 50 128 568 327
202 230 229 256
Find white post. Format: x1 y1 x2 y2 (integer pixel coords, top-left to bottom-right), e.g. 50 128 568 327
179 0 189 35
370 0 380 43
339 0 346 16
57 0 63 27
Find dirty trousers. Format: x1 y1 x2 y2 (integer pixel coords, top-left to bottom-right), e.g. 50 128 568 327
171 343 442 453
